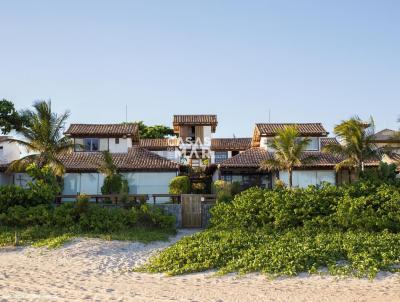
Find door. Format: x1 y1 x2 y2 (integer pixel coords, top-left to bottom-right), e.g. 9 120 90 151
181 194 202 228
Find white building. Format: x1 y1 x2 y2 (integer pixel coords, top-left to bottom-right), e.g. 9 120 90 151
60 123 178 196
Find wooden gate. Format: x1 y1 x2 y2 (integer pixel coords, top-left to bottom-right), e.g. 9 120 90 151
181 194 202 228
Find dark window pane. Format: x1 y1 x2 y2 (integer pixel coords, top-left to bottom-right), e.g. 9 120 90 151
84 139 92 151
215 151 228 163
91 139 99 151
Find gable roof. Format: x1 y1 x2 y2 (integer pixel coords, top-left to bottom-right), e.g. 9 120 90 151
320 137 339 148
173 115 218 133
57 146 178 172
218 147 342 169
372 129 400 142
211 138 252 151
139 138 179 150
255 123 328 137
64 123 139 140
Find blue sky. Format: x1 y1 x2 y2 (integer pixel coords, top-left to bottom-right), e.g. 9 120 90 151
0 0 399 137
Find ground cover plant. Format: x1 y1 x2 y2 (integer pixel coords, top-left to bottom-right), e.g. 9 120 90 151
140 181 400 278
0 200 176 248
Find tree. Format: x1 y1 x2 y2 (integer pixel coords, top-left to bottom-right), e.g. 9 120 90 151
99 150 127 195
136 121 175 138
0 99 30 134
323 116 378 177
260 126 313 188
7 100 74 176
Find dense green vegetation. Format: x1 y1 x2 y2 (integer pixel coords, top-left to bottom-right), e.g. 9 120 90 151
140 181 400 278
0 173 176 249
169 176 191 194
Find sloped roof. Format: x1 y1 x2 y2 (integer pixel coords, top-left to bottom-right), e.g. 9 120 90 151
218 148 342 169
57 147 178 172
255 123 328 137
65 123 139 140
211 138 252 151
173 115 217 126
373 129 400 142
139 138 179 150
320 137 339 148
0 136 11 143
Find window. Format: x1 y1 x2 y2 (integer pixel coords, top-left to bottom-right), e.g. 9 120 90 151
115 138 119 144
295 137 319 151
215 151 228 163
221 172 232 182
232 150 239 156
83 138 99 151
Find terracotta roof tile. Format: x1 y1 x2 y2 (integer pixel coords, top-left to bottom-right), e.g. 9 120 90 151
58 147 178 172
320 137 339 148
65 123 139 140
139 138 178 150
372 129 400 142
219 147 342 169
211 138 252 151
173 115 217 126
256 123 328 137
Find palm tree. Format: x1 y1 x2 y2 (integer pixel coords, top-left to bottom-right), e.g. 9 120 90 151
98 150 117 177
260 125 312 188
322 116 378 178
7 100 74 176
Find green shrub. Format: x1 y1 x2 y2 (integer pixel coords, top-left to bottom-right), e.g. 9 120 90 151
0 185 29 213
336 183 400 231
141 228 400 278
210 182 400 232
101 174 124 195
0 204 52 227
0 202 175 232
0 164 60 213
213 180 242 203
360 162 399 185
169 176 190 194
133 204 175 229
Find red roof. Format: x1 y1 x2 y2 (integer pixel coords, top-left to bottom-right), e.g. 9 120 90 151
218 148 342 169
139 138 179 150
256 123 328 137
211 138 252 151
173 115 217 126
57 147 178 172
65 123 139 140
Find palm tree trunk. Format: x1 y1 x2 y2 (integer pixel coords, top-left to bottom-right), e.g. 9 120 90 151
289 168 293 188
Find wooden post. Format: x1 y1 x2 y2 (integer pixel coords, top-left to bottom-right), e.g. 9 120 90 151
14 230 19 246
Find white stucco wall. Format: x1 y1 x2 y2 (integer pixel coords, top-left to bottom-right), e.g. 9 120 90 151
279 170 336 188
0 141 21 164
203 126 212 146
109 138 130 153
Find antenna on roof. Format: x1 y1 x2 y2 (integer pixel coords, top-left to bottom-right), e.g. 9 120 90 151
125 104 128 123
233 133 236 138
268 108 271 123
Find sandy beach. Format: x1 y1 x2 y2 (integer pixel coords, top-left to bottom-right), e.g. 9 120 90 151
1 230 399 302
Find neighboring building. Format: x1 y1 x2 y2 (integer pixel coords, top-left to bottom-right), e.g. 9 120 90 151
172 114 217 167
0 136 22 165
0 117 390 194
214 123 380 189
210 138 252 164
0 136 28 185
371 128 400 168
60 123 178 196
